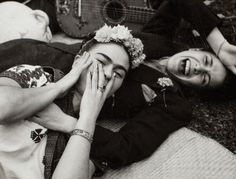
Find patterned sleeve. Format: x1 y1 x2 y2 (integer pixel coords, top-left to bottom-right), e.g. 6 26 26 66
0 64 53 88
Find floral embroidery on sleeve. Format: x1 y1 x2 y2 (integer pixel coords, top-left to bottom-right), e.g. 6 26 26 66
0 64 52 88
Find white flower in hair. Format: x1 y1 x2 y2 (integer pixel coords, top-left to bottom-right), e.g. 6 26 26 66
111 25 132 40
95 25 113 42
94 24 146 68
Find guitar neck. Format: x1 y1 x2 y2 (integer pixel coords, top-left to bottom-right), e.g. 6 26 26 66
126 6 156 24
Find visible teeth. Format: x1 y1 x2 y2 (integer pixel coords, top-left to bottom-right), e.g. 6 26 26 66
185 60 190 75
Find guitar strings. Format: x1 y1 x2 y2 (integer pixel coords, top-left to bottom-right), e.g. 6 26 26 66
60 3 156 16
70 10 156 20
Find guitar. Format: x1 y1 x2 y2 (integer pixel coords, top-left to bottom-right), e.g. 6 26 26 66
56 0 156 38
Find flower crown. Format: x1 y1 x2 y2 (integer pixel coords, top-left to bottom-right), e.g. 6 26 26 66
94 24 146 68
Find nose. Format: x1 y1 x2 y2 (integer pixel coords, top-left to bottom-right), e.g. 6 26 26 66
194 64 210 74
103 65 113 80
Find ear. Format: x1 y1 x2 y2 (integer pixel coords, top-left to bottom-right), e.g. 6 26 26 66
33 10 49 24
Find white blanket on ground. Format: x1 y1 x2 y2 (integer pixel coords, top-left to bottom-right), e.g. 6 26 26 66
96 120 236 179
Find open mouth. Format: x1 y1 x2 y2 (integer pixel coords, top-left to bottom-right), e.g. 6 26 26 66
178 58 191 76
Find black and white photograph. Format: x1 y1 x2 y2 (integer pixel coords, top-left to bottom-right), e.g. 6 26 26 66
0 0 235 178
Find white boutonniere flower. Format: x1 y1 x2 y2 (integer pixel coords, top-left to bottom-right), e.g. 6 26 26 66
157 77 173 88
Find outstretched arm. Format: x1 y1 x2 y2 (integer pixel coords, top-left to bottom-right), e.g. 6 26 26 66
0 52 91 124
143 0 236 74
207 27 236 74
142 0 221 40
138 0 222 60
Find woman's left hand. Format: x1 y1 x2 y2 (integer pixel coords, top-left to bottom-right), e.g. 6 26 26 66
218 42 236 75
79 62 115 121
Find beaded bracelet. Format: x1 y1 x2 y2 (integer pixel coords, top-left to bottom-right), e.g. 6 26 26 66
71 129 93 143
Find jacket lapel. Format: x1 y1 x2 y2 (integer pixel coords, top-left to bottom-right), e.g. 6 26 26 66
129 64 179 93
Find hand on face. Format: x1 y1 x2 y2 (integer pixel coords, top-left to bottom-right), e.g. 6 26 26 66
79 62 115 121
56 52 92 97
218 41 236 75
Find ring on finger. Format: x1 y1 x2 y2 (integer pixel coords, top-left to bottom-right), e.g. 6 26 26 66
98 86 105 93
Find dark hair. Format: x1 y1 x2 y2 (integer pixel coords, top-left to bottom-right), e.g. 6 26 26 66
183 69 236 101
78 33 132 68
77 32 96 55
217 69 236 98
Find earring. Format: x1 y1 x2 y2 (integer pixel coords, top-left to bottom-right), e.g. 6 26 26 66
112 94 115 108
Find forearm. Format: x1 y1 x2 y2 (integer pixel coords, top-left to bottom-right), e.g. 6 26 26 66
171 0 222 38
143 0 221 39
52 117 96 179
0 83 62 123
206 27 227 55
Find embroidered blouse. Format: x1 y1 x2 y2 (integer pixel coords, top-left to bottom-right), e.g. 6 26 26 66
0 64 52 179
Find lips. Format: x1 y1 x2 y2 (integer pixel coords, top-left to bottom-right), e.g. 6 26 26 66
178 58 191 76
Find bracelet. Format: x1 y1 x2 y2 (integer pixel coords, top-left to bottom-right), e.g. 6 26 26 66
71 129 93 143
216 40 227 58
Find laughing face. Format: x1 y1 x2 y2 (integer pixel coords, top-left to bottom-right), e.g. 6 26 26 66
166 50 227 88
75 42 130 97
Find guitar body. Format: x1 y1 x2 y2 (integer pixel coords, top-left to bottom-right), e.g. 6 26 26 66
56 0 156 38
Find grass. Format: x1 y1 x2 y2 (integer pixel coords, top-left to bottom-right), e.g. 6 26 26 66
182 0 236 154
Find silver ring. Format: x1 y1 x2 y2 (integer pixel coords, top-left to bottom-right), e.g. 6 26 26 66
98 86 106 93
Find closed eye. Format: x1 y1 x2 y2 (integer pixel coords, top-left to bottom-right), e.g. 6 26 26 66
114 71 123 78
210 55 213 67
96 57 125 78
96 59 106 65
204 56 208 66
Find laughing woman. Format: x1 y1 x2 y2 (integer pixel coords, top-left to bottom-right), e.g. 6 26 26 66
0 25 145 179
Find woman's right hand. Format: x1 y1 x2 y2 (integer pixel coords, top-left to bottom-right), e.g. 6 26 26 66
56 51 92 97
79 62 115 122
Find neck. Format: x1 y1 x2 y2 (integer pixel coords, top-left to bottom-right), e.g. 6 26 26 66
144 57 169 73
158 57 169 67
72 90 82 115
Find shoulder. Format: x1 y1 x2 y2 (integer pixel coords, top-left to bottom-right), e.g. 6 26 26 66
0 64 53 88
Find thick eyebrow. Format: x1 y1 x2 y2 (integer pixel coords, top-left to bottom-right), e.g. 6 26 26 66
97 53 128 74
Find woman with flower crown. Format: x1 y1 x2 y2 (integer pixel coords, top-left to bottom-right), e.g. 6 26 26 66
0 24 145 179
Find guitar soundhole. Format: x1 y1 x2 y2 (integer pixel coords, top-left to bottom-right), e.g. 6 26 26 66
102 0 127 24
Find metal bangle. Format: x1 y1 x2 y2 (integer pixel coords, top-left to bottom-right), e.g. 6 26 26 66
71 129 93 143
